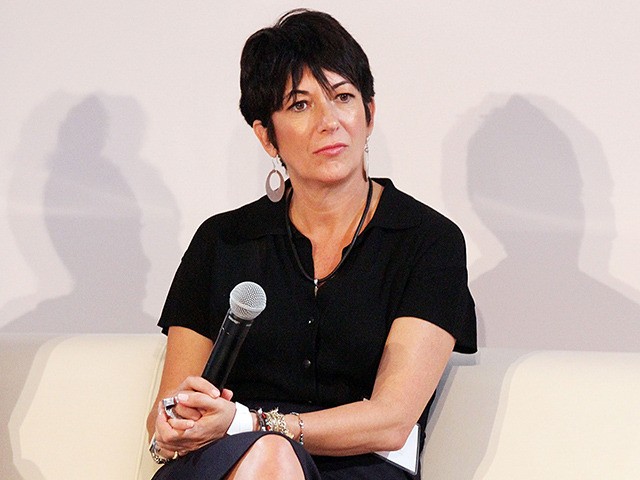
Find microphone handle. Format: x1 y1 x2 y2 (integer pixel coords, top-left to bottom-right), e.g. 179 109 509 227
202 311 252 390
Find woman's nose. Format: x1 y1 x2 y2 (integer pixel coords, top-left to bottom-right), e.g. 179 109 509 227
316 99 339 132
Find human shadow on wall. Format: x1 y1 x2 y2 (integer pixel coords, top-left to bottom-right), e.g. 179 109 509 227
99 94 182 325
428 95 640 479
460 95 640 351
1 94 179 478
2 95 156 333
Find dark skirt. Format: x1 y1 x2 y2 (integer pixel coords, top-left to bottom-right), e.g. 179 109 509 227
151 431 417 479
151 431 320 479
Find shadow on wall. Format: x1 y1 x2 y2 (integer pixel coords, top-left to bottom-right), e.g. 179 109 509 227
2 93 179 333
443 95 640 351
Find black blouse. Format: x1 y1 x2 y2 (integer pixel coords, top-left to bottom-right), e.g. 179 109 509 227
158 177 476 432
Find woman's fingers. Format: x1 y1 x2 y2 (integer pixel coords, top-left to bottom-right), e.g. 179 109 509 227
173 391 219 414
170 394 202 422
160 376 223 422
154 393 236 453
156 412 197 452
152 376 236 455
221 388 234 401
176 376 220 398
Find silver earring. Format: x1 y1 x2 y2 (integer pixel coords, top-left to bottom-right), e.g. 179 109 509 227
363 137 370 179
265 155 285 202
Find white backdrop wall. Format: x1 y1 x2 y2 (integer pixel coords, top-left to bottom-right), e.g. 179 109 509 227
1 1 639 349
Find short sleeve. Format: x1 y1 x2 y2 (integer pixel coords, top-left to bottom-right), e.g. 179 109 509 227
157 220 217 338
395 221 477 353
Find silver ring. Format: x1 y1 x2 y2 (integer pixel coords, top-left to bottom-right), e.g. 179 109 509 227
162 396 179 419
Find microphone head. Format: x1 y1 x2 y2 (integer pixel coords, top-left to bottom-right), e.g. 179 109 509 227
229 281 267 320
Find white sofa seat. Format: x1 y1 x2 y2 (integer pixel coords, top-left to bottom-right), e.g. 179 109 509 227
423 349 640 479
1 334 639 479
1 334 165 480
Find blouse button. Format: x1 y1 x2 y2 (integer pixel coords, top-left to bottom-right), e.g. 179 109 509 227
303 359 312 369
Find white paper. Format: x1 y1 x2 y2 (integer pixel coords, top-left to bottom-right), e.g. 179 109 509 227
373 423 420 475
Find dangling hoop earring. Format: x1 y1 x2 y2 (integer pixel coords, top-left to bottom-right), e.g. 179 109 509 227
363 137 370 179
265 154 285 202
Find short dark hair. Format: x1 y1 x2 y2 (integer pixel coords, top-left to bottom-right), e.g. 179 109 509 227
239 9 375 147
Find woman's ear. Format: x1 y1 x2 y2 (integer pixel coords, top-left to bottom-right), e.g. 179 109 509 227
252 120 278 157
366 98 376 136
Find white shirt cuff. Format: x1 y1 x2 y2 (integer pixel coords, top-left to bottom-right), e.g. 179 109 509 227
226 401 253 435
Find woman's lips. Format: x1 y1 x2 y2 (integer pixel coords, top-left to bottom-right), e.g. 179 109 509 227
314 143 347 156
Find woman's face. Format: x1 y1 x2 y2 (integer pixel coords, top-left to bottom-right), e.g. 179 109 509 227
254 68 375 188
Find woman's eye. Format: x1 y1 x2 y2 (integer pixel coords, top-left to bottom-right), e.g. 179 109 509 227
290 101 308 112
336 93 353 103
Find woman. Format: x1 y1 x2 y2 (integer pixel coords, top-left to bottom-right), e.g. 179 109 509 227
147 9 476 480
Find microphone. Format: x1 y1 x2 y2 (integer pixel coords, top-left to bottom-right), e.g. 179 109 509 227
201 281 266 390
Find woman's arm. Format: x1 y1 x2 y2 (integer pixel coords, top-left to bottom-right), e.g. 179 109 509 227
145 326 214 439
286 316 455 456
149 317 453 457
147 326 238 458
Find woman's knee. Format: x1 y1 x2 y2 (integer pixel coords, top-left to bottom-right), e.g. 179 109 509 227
227 434 304 480
248 434 298 462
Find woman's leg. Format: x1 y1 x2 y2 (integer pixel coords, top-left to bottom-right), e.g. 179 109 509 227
226 434 305 480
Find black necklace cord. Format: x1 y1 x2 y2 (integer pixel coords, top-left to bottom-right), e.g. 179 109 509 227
285 178 373 295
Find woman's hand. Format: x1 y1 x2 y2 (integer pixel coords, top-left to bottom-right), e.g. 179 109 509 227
153 376 236 457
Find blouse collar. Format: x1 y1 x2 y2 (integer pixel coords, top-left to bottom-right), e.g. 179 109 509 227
235 177 421 240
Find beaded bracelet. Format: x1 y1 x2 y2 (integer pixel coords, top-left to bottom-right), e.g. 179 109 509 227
264 408 294 439
290 412 305 446
252 408 293 439
252 408 267 431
